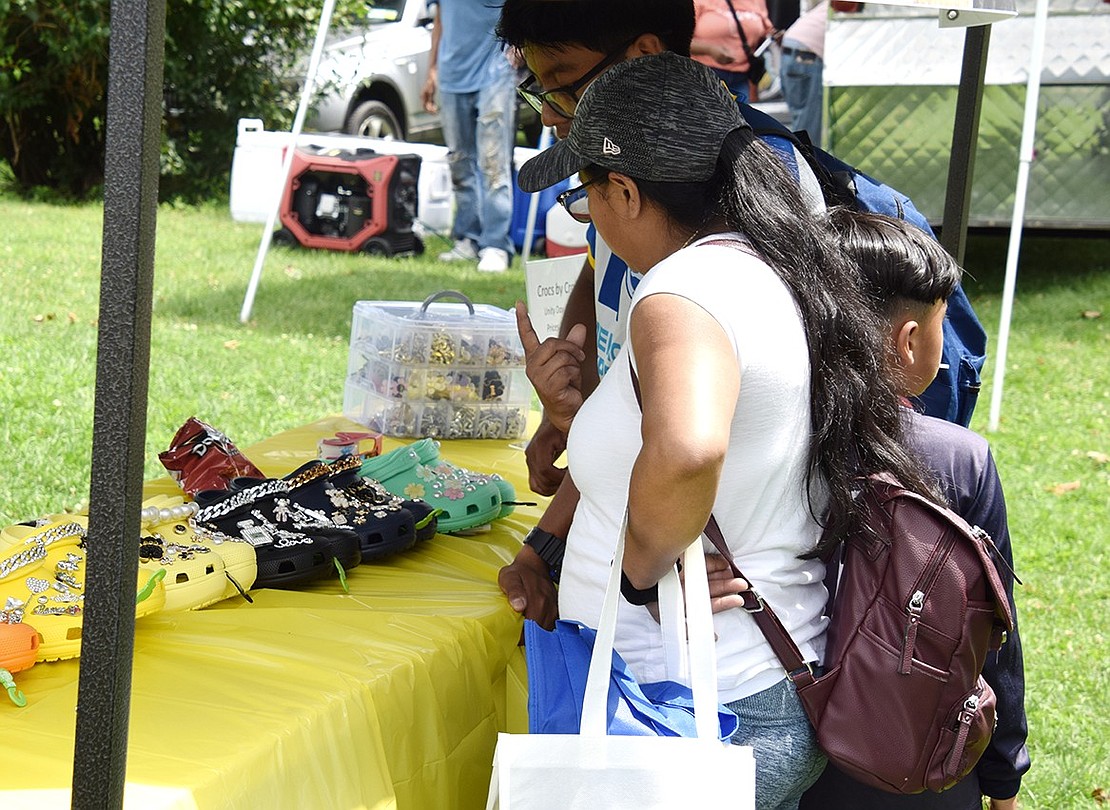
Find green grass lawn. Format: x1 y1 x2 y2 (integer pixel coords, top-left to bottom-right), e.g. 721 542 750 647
1 196 1107 807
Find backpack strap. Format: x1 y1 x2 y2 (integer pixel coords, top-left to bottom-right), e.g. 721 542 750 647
628 359 816 688
748 122 860 211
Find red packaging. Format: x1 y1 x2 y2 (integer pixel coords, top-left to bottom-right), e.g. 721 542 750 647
158 417 264 495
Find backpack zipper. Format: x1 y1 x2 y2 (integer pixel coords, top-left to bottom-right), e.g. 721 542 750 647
899 533 956 674
943 688 982 779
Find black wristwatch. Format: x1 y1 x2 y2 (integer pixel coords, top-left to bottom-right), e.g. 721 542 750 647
524 527 566 584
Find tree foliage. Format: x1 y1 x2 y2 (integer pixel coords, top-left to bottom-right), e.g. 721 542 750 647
0 0 363 200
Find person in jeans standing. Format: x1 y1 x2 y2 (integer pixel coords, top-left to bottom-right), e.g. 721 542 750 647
421 0 516 272
780 0 828 143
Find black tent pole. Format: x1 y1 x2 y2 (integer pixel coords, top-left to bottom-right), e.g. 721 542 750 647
71 0 166 805
940 22 992 265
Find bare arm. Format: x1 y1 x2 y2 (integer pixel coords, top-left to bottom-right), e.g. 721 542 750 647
421 4 441 113
559 259 599 395
622 293 740 589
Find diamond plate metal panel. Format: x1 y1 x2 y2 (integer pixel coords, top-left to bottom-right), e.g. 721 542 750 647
827 0 1110 86
828 84 1110 227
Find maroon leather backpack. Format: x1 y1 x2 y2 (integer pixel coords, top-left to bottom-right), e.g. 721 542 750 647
705 475 1015 794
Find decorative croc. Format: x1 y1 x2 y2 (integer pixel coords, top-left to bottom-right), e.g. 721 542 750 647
359 442 502 534
49 513 226 613
0 622 38 707
298 455 440 544
140 495 257 604
410 437 519 519
218 477 365 572
193 480 361 589
0 520 166 663
281 459 418 561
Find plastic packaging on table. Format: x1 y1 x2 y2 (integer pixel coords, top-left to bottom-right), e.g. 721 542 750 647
344 291 531 440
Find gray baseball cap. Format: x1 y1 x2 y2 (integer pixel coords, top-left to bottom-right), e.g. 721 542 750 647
517 51 750 194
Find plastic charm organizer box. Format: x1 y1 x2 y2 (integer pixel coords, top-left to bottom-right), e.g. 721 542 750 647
344 291 531 439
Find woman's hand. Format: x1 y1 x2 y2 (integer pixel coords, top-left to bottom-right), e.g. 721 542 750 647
704 553 750 613
645 553 750 623
498 545 558 630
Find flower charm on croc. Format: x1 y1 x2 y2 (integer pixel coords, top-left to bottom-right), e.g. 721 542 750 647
359 442 503 534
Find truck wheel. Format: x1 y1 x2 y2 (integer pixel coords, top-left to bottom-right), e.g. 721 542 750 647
346 100 403 140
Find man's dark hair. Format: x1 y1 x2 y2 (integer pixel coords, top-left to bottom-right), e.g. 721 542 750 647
496 0 695 58
829 208 963 315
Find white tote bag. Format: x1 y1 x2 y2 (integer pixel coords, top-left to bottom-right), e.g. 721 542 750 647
486 518 756 809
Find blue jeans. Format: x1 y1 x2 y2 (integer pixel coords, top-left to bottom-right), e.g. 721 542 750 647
727 676 826 810
438 77 515 255
711 67 750 103
780 39 824 144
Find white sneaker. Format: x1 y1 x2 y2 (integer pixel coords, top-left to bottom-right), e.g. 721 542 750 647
476 247 510 273
437 239 479 262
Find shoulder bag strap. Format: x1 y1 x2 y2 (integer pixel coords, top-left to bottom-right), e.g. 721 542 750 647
722 0 759 64
628 326 816 688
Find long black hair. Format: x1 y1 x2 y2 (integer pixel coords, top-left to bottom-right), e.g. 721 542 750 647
629 129 942 555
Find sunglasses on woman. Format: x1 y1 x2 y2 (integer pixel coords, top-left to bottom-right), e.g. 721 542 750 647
516 37 639 120
557 176 603 223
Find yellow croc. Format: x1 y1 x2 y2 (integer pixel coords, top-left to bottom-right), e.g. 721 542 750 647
1 520 88 662
141 495 257 603
1 518 166 657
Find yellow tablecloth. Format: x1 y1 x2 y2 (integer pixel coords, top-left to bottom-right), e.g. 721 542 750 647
0 416 542 809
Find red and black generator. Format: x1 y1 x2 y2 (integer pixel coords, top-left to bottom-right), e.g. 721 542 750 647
273 145 423 257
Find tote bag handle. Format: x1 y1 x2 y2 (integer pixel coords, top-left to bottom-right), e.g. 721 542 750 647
581 511 720 741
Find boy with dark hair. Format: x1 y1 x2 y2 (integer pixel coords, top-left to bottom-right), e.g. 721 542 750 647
799 209 1029 810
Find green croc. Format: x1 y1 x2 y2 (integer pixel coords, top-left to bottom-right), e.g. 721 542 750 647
359 442 503 534
409 438 518 519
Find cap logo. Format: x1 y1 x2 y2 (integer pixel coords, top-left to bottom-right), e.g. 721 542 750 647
602 137 622 156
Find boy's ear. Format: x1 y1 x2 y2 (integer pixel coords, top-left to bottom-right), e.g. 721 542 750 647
894 317 919 371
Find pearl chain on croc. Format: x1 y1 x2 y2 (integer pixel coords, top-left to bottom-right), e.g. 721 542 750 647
26 512 228 613
358 442 503 534
0 520 166 663
141 495 258 603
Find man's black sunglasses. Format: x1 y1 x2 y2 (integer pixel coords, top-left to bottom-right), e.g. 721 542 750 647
516 37 639 120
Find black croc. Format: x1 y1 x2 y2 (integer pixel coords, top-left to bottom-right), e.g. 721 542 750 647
278 460 419 562
309 458 439 543
194 480 362 585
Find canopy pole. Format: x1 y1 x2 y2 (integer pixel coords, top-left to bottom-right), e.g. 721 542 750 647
240 0 338 324
988 0 1050 432
939 22 991 266
72 0 165 805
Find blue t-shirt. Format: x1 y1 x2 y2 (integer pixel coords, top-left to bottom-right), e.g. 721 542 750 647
432 0 512 94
